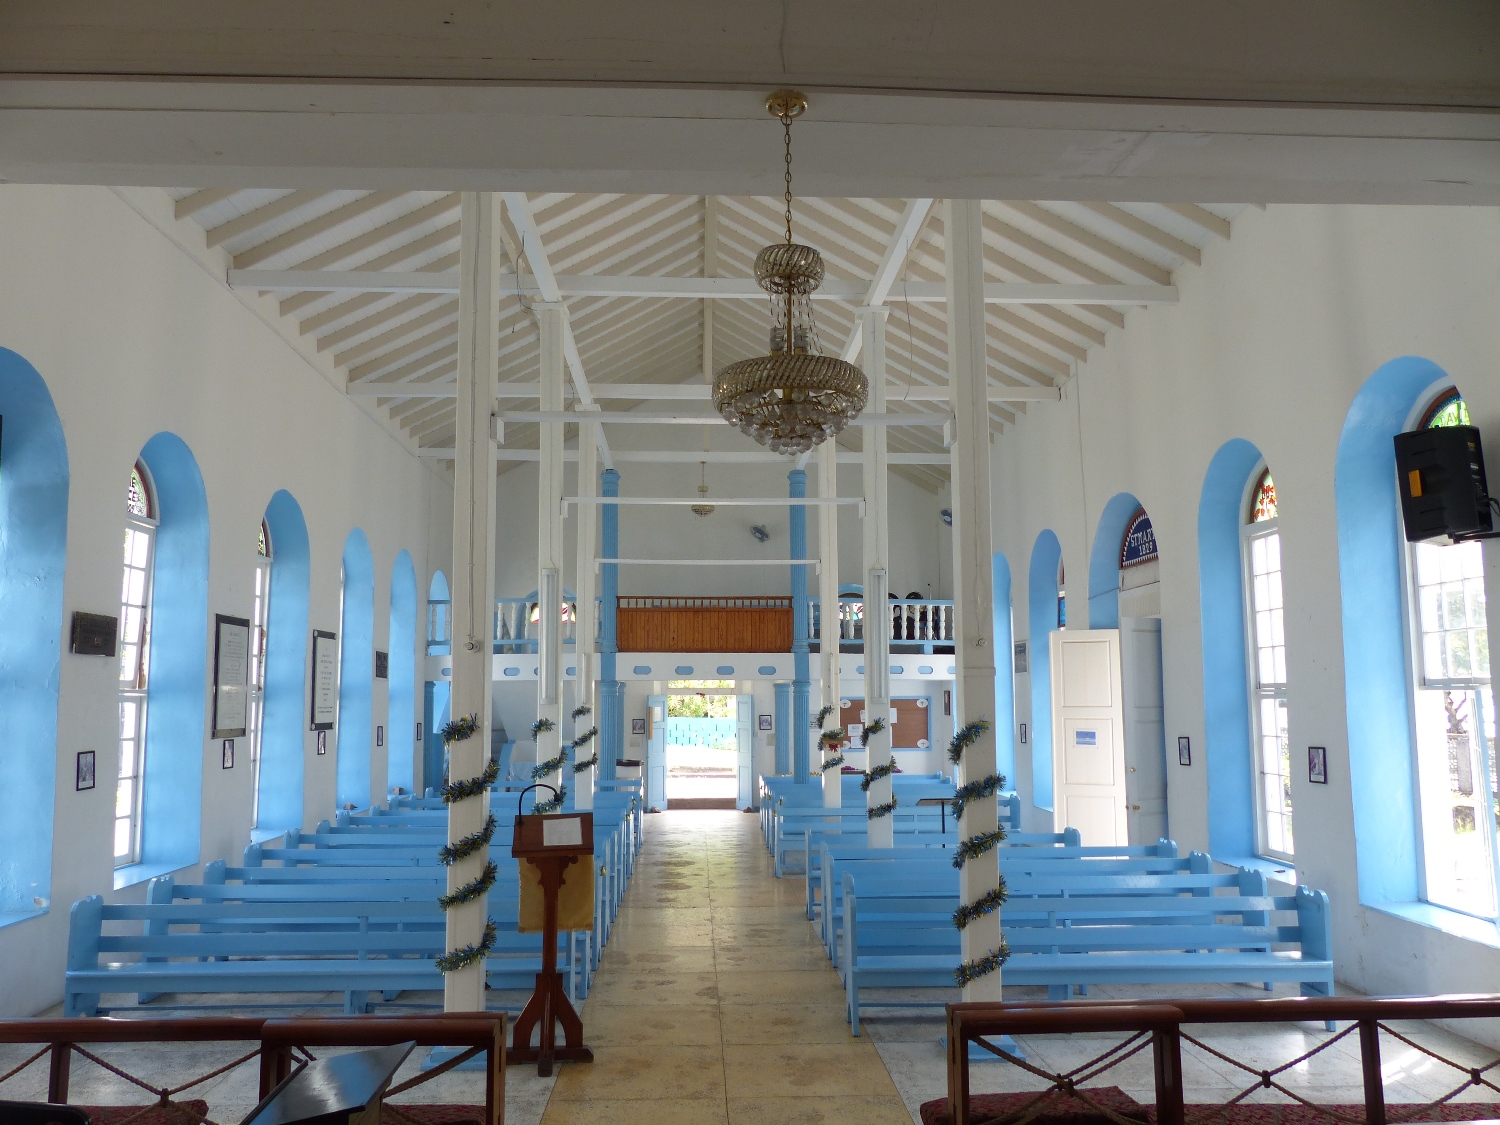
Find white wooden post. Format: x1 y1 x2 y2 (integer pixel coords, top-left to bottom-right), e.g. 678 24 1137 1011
536 303 567 803
573 407 601 810
860 306 894 846
946 198 1003 1001
819 436 842 807
444 192 500 1012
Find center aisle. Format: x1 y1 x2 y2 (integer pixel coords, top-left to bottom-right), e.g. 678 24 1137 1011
541 809 913 1125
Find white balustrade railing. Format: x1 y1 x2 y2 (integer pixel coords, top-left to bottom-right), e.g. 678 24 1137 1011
809 596 956 652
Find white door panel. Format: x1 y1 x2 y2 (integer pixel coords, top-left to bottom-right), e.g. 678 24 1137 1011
1121 618 1170 845
1051 629 1126 845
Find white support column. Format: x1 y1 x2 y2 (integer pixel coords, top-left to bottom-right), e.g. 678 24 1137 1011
536 303 567 805
946 198 1003 1001
444 192 500 1012
818 436 842 807
573 405 601 810
860 306 894 846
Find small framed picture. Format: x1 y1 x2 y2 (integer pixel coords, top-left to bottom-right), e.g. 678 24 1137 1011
416 722 423 742
316 730 328 756
1019 723 1028 745
376 725 385 748
942 689 952 716
1178 736 1192 767
1013 641 1029 674
1308 745 1328 784
758 714 773 731
76 750 96 791
222 739 235 769
631 718 647 735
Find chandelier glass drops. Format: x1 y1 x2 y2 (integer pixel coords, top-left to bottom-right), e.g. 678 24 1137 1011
712 90 868 456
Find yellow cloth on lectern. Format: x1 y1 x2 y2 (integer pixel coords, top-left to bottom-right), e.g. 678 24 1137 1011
518 856 595 933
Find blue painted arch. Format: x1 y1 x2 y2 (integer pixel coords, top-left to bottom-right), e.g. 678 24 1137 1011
387 551 418 793
136 432 210 875
257 490 310 835
1197 439 1263 861
1336 356 1456 905
1088 492 1146 630
336 529 375 809
1028 530 1063 811
0 348 68 922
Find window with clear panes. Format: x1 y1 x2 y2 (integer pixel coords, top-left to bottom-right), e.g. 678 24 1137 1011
1408 390 1495 919
117 461 157 866
249 519 272 827
1243 468 1293 860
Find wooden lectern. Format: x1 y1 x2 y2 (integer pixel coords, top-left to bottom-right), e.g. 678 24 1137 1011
510 810 595 1076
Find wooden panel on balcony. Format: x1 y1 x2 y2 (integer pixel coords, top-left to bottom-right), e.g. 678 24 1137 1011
617 596 793 653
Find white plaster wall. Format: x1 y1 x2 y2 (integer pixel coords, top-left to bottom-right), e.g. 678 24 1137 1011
992 203 1500 1002
0 185 447 1017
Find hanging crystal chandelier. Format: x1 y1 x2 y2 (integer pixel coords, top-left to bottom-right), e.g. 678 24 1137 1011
691 461 716 517
713 90 867 456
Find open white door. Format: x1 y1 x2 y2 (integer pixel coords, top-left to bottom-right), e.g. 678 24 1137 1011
1050 629 1126 845
646 693 667 810
736 694 754 810
1120 617 1169 844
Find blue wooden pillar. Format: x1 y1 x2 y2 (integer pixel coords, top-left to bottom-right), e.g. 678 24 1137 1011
790 469 811 782
598 468 622 780
774 681 792 775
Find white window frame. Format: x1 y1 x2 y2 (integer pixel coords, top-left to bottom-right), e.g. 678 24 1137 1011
249 528 272 828
1241 467 1293 862
117 468 158 868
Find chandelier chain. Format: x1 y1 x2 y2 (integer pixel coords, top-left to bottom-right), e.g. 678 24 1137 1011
782 111 795 246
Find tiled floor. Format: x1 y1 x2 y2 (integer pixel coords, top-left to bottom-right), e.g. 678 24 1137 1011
545 808 913 1125
4 811 1499 1125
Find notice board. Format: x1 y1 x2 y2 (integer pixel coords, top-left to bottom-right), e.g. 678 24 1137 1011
839 697 931 750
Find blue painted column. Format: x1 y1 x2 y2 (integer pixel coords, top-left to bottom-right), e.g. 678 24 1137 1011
774 682 793 775
598 468 622 781
790 469 812 782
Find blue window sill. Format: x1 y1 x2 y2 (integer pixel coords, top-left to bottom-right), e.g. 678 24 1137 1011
1217 854 1297 886
114 860 193 891
0 906 47 932
1368 900 1500 950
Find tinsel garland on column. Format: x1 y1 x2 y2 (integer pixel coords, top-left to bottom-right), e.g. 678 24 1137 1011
945 718 1010 985
436 713 497 973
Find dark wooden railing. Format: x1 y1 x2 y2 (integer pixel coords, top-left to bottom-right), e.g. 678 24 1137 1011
617 596 792 652
0 1013 505 1125
946 995 1500 1125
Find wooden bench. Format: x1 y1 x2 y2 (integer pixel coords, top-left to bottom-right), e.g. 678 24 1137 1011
837 867 1334 1034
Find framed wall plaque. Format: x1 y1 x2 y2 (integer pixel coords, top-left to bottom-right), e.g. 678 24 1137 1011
75 750 96 791
1019 723 1028 745
1178 736 1192 767
758 714 773 731
1308 746 1328 784
211 614 251 738
222 739 235 769
316 730 328 755
311 629 338 731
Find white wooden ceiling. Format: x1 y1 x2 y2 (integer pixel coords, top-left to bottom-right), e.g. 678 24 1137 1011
168 188 1242 490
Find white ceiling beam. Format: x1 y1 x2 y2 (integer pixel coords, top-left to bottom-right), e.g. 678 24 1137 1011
841 198 933 363
376 381 1058 403
419 448 957 466
499 191 614 470
205 189 326 248
226 268 1176 306
174 187 238 220
498 410 953 427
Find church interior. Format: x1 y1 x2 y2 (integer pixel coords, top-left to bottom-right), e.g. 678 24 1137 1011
0 5 1499 1124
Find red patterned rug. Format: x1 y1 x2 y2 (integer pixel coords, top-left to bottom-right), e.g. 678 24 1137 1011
920 1086 1500 1125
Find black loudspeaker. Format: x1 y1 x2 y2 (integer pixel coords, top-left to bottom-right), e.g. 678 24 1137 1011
1394 425 1493 542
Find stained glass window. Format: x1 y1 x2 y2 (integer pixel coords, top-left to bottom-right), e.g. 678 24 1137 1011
1424 389 1472 430
1249 470 1278 523
126 463 154 519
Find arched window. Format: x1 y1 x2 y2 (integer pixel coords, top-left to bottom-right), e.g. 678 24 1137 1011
249 519 272 826
1242 467 1292 860
1406 389 1494 918
117 460 158 866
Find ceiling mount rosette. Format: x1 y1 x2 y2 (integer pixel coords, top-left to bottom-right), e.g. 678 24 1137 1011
712 90 867 457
